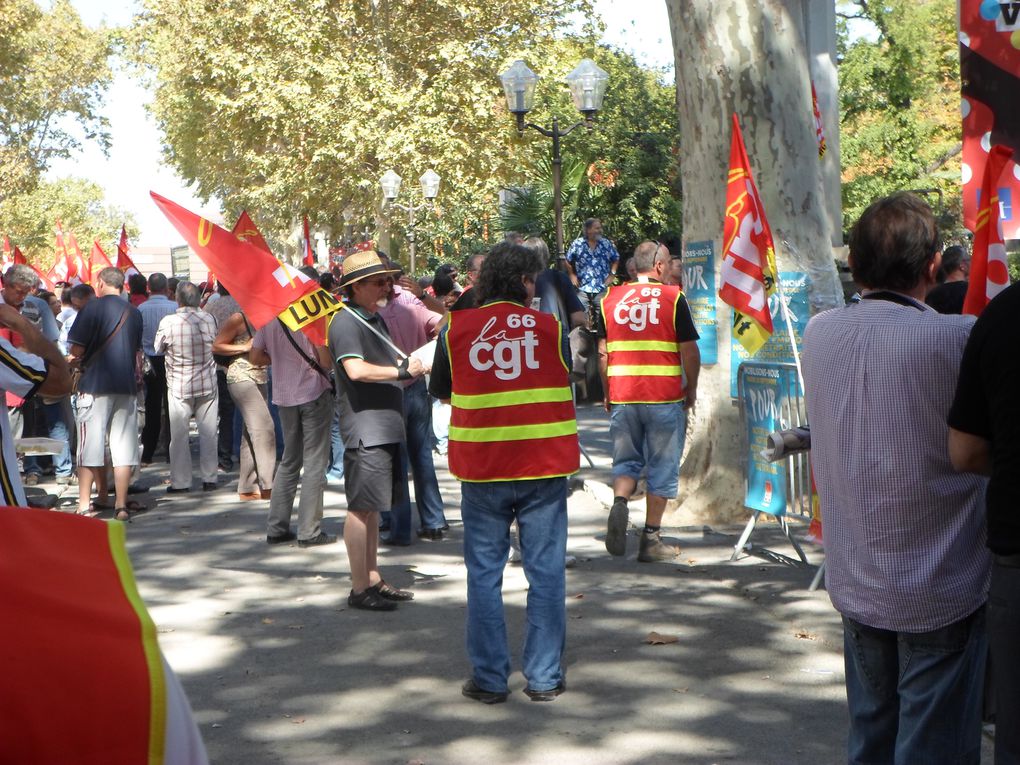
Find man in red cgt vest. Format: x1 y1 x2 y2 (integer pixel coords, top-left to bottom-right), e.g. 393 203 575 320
598 240 700 562
429 241 579 704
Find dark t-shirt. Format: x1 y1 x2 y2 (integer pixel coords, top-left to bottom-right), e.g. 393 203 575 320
947 282 1020 554
449 287 479 312
329 305 405 448
926 281 968 315
594 282 699 342
67 295 143 395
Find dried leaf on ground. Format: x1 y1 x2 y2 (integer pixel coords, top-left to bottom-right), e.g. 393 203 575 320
794 630 817 641
644 631 679 645
571 593 584 599
261 618 274 625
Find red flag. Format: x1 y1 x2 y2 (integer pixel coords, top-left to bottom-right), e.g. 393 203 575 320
231 210 273 255
964 144 1013 316
29 263 56 291
811 82 827 159
116 225 141 279
303 216 315 267
67 232 88 284
719 113 778 355
151 192 340 334
13 246 25 266
53 222 71 282
91 240 114 271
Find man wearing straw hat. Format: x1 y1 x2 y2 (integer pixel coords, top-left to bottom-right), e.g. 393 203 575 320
329 250 425 612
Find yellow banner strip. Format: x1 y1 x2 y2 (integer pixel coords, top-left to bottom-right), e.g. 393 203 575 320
278 288 343 332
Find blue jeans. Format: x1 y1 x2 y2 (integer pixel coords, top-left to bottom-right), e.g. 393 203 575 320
326 406 344 481
24 400 72 478
610 402 686 497
461 477 567 693
842 607 987 765
387 380 447 543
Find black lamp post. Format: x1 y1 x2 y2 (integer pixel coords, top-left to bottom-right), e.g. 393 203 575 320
499 58 609 258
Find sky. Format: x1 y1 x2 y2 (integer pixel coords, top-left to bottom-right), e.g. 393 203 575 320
46 0 674 247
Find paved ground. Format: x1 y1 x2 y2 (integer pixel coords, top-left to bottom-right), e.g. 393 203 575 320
30 403 992 764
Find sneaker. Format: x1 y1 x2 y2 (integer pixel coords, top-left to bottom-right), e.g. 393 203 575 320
461 679 508 704
267 531 297 545
564 555 577 569
347 588 397 611
297 532 337 548
202 482 217 492
23 473 39 486
166 486 191 494
605 498 629 556
507 547 522 565
524 681 566 702
416 527 444 542
637 530 681 563
56 474 78 486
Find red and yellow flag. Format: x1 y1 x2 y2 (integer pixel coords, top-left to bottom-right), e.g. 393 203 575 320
964 144 1013 316
303 215 315 267
116 225 141 278
91 239 115 271
152 193 341 333
811 82 827 159
67 232 88 283
719 113 778 355
232 210 273 255
53 221 72 282
1 237 12 272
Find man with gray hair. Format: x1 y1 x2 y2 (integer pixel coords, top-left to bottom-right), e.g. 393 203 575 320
598 240 700 562
154 281 219 494
68 266 144 519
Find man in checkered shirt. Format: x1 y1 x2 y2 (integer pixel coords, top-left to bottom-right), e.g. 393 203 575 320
803 192 991 764
154 281 219 494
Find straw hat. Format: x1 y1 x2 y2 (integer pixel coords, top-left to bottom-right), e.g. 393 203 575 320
337 250 400 288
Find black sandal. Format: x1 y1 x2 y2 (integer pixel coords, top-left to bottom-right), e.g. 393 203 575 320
347 588 397 611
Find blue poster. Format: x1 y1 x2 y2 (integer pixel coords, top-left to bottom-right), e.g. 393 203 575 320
741 365 789 516
682 240 717 365
729 271 809 397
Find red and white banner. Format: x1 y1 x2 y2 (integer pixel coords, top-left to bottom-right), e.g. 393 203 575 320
964 144 1013 315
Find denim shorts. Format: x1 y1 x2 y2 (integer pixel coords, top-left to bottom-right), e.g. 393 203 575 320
609 402 686 498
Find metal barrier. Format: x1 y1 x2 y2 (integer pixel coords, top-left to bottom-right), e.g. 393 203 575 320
733 361 815 565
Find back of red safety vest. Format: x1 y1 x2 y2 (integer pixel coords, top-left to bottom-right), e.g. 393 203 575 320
447 301 579 482
602 282 685 404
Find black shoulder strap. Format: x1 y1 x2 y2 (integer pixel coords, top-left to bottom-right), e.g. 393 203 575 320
81 306 130 369
276 319 333 386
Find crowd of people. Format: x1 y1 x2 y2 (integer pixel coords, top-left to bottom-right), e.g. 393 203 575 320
0 202 1016 762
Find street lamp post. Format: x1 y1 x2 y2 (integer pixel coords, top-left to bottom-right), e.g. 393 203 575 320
380 169 441 275
499 59 609 259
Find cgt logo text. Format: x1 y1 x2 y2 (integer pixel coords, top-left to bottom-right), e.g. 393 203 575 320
614 286 662 332
469 314 539 381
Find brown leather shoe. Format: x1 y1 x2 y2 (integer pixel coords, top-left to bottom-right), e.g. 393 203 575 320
260 488 272 500
238 492 261 501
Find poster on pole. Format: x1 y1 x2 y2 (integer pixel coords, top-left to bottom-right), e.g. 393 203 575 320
730 271 809 397
682 240 717 364
740 364 789 516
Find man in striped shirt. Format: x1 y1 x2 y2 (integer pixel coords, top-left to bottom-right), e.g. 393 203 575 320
803 193 990 764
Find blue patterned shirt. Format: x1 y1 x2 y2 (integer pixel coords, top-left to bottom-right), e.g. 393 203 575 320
566 236 619 293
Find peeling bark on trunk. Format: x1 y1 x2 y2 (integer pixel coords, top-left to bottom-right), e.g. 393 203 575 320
665 0 842 524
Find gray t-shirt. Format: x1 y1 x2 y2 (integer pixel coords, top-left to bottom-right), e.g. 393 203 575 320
329 305 404 448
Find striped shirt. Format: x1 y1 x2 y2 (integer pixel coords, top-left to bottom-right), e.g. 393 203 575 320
0 338 47 505
153 308 217 399
802 293 991 631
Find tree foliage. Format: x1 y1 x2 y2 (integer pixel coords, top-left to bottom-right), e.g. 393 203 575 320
0 0 114 204
137 0 595 244
838 0 961 233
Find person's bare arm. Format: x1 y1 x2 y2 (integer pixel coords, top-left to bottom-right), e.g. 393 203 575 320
314 345 332 370
212 313 251 355
598 337 610 412
249 345 270 366
341 356 423 382
0 305 71 397
679 340 700 415
398 275 447 315
948 427 993 476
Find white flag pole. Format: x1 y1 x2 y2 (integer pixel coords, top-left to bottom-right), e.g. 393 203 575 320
775 241 804 393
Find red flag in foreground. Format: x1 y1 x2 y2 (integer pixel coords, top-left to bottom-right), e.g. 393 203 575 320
964 144 1014 316
303 216 315 267
232 210 273 255
116 225 141 279
719 113 778 355
151 192 340 334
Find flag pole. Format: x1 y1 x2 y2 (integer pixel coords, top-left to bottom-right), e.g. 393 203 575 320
776 241 804 392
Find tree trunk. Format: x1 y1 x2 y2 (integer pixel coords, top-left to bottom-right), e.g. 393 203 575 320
664 0 843 524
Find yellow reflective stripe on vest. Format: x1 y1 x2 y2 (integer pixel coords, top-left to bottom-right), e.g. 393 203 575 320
607 364 682 377
451 386 573 410
605 340 680 353
450 419 577 443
